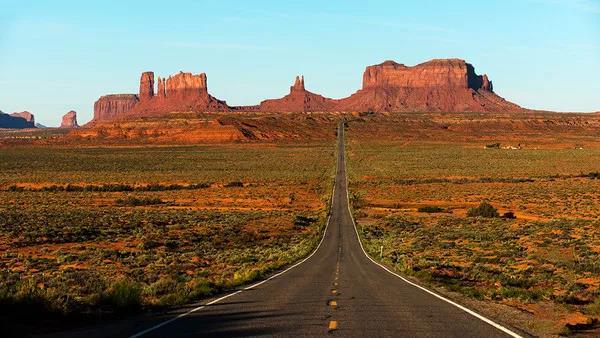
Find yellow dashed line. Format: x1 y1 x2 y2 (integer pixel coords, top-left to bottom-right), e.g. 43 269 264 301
329 300 338 307
328 320 338 331
331 289 337 295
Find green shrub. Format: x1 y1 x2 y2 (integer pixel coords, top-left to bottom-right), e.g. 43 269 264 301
294 215 317 228
116 196 164 206
418 206 444 213
467 202 499 218
502 211 517 219
102 278 141 312
588 172 600 179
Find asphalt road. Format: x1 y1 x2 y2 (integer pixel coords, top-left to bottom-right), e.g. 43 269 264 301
43 122 522 337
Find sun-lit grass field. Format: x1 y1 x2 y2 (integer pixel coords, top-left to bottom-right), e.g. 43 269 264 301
0 143 335 329
347 137 600 336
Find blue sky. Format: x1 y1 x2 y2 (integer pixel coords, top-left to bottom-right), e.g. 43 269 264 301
1 0 599 125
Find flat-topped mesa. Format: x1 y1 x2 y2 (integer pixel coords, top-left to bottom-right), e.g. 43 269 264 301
1 111 36 128
10 111 35 124
362 59 494 92
165 72 208 98
139 71 155 101
339 58 521 112
93 94 139 122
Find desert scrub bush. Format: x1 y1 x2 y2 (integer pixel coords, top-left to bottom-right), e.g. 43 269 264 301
418 206 444 213
384 216 420 230
5 182 212 192
349 191 364 209
224 181 244 188
101 278 142 313
467 202 499 218
116 196 165 206
502 211 517 219
294 215 318 228
587 172 600 179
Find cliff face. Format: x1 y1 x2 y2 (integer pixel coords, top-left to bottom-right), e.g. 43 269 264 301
0 111 36 128
337 59 519 112
60 110 79 128
93 94 139 122
93 71 228 122
10 111 35 125
91 58 523 122
361 59 491 90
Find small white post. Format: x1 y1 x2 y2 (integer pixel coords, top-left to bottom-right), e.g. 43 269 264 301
380 245 383 258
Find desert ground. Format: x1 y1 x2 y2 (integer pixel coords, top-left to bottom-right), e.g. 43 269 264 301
346 113 600 336
1 111 599 337
0 134 335 335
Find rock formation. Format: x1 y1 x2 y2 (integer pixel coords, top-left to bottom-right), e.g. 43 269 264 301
92 58 523 122
93 94 139 121
92 71 229 122
259 75 336 112
60 110 79 128
139 72 155 101
10 111 35 125
0 111 36 128
336 59 520 112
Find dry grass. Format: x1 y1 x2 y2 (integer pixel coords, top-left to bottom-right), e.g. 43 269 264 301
347 134 600 336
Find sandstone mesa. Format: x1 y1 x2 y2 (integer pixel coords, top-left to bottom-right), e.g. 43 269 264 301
60 110 79 128
92 58 523 122
0 111 36 129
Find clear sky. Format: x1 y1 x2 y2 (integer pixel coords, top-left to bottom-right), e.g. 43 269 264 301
1 0 599 126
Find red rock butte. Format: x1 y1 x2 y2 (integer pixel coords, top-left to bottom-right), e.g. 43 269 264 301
92 58 523 122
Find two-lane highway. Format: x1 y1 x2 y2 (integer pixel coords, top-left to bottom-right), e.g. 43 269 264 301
123 121 521 337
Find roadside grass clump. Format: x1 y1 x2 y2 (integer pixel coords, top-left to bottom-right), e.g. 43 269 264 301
585 297 600 315
467 202 499 218
101 278 142 313
116 196 165 206
418 206 445 213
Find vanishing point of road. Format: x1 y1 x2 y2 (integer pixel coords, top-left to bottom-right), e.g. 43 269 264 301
48 121 524 337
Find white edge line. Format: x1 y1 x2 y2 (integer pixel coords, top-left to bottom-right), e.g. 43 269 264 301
130 128 341 338
340 125 523 338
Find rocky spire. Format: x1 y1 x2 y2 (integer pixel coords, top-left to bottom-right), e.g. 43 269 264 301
290 75 305 92
157 76 166 98
139 71 155 101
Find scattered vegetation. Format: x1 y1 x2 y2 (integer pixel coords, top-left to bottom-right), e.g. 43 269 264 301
224 181 244 188
418 206 444 213
467 202 499 218
116 196 165 206
347 139 600 336
0 143 335 332
294 215 318 228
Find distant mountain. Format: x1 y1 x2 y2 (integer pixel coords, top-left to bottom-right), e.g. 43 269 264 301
35 123 48 128
0 110 36 128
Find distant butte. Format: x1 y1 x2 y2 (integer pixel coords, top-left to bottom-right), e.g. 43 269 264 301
92 58 524 122
60 110 79 128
